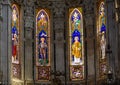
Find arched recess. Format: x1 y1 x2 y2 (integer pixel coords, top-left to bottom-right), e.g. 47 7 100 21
97 1 107 78
11 4 21 79
36 9 51 81
69 8 84 80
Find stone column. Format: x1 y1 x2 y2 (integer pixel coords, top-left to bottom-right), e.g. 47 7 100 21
52 1 65 84
114 0 120 79
84 0 95 84
117 0 120 78
23 0 34 84
106 0 116 77
0 0 11 84
0 0 3 84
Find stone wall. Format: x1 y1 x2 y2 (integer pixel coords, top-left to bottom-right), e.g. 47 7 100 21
0 0 11 84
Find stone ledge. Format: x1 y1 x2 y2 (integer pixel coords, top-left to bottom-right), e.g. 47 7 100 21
12 78 24 85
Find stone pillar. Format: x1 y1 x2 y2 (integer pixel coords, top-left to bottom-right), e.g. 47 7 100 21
84 0 95 84
23 0 34 84
0 0 11 84
52 1 65 84
118 14 120 78
106 0 116 77
114 0 120 79
117 0 120 78
0 0 3 84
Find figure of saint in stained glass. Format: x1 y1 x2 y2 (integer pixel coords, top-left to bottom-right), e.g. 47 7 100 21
71 11 82 65
36 9 50 81
38 31 48 65
12 30 18 62
12 6 19 64
100 33 106 59
100 2 106 59
72 33 82 64
37 11 49 66
69 8 84 80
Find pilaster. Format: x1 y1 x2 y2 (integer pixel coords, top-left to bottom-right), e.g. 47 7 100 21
52 1 66 84
23 0 35 84
106 0 116 78
0 0 3 84
0 0 11 84
117 0 120 78
84 0 95 83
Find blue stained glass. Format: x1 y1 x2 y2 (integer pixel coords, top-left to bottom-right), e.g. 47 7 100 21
38 30 47 37
38 30 48 65
69 8 84 80
12 26 18 34
72 29 81 43
98 2 107 78
100 23 106 32
71 10 81 21
36 9 50 81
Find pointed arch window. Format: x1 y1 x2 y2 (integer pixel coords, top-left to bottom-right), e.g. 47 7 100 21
69 8 84 80
36 9 50 81
97 1 107 78
12 4 21 79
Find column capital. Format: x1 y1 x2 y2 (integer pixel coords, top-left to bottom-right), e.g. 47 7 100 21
52 1 65 18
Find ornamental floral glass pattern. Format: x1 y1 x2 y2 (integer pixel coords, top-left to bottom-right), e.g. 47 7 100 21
12 4 21 79
98 2 107 78
69 8 84 80
36 9 50 81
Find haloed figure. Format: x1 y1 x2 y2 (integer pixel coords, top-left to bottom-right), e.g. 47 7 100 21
100 33 106 59
39 37 47 65
12 32 18 61
72 36 82 64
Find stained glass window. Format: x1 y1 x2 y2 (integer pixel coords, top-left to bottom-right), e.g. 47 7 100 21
12 4 21 79
36 9 50 81
97 2 107 78
69 8 84 80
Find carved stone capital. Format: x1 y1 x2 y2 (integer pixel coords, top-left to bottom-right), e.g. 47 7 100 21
52 2 65 17
24 16 34 28
53 18 65 30
25 0 35 6
35 0 52 8
24 6 34 16
65 0 83 7
84 14 94 26
83 0 94 13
